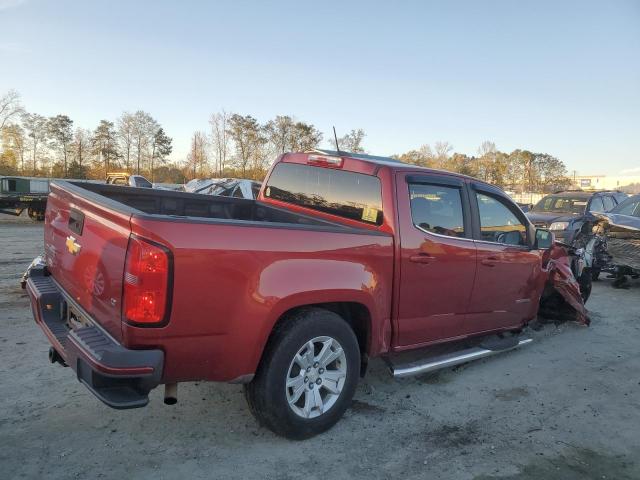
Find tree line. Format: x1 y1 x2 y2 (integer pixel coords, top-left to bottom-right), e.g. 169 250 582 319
0 89 173 181
393 141 572 193
186 112 365 181
2 88 572 192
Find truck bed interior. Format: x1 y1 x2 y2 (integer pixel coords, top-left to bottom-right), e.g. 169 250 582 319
70 181 342 228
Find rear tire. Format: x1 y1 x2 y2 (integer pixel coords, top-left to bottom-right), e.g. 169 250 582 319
244 307 360 440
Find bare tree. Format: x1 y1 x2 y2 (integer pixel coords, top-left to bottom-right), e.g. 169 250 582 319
0 89 23 130
338 129 366 153
131 110 156 174
209 110 230 176
117 112 135 171
73 128 91 169
1 123 27 172
264 115 295 155
22 113 49 175
227 114 265 178
48 115 74 176
186 131 208 178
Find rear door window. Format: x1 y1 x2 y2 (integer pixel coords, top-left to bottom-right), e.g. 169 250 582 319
602 196 615 212
475 193 527 246
264 162 383 225
408 183 466 238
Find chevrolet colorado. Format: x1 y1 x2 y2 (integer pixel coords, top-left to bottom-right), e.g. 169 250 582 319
27 150 562 439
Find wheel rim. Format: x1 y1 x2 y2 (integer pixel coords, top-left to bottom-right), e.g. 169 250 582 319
285 336 347 419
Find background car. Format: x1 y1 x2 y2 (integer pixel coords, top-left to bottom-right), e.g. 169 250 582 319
526 190 627 245
183 177 261 199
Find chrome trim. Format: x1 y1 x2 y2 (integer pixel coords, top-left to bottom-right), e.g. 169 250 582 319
390 338 532 378
413 223 475 243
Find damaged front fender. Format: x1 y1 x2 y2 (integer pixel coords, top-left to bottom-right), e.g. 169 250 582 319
539 243 590 326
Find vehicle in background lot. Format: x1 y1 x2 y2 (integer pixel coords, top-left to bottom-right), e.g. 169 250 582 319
27 150 584 439
0 176 50 220
106 172 153 188
526 190 627 248
183 177 261 199
586 194 640 287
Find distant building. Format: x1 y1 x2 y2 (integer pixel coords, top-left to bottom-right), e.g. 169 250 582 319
572 174 640 191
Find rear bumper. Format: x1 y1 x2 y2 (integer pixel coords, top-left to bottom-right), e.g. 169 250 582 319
26 266 164 409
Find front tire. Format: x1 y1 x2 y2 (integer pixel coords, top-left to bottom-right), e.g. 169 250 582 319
244 308 360 439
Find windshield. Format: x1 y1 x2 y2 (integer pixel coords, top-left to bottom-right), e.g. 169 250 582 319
532 195 588 214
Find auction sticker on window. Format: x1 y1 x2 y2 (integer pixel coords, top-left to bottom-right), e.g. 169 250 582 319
362 206 379 223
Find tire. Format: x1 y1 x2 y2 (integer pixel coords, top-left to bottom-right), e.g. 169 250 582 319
591 268 601 281
244 307 360 440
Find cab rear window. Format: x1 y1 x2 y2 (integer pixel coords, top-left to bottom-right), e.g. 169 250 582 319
264 162 383 225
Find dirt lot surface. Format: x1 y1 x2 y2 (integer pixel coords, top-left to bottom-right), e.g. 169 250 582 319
1 215 639 479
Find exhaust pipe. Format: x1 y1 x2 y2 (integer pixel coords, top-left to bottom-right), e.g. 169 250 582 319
48 347 67 367
164 383 178 405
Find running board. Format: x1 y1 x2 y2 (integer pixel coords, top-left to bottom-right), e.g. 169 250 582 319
389 338 532 378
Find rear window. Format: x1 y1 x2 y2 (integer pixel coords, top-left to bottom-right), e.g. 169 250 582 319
264 162 383 225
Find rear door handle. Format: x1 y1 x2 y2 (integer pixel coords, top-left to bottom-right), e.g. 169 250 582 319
409 253 436 264
481 256 499 267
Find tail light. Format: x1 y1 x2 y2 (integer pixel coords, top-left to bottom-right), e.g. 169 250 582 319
123 236 172 326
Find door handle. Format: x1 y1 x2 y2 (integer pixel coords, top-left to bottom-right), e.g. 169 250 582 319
481 256 499 267
409 253 436 264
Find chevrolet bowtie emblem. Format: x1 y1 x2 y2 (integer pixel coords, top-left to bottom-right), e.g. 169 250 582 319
65 235 81 255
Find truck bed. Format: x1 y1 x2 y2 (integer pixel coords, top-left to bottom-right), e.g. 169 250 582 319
74 181 351 230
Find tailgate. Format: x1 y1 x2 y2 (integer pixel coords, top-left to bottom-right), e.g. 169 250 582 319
44 182 132 341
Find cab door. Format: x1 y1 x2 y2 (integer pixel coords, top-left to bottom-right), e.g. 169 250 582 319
466 184 542 331
395 173 477 348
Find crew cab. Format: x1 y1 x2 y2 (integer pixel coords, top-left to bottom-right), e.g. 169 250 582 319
27 150 560 439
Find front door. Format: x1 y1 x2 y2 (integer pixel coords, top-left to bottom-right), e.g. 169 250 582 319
467 187 542 331
395 173 477 348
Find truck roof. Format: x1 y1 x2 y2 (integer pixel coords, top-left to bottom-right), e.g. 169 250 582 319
306 149 491 185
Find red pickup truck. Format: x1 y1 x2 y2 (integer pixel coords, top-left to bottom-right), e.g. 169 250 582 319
27 150 563 439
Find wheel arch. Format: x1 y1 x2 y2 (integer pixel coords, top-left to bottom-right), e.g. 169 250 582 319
256 301 374 378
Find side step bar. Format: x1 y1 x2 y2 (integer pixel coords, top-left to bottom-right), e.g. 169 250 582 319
389 337 532 378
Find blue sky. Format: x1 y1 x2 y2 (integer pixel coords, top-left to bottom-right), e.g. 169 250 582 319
1 0 639 176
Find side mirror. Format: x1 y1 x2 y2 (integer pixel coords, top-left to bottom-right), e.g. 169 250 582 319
534 228 554 250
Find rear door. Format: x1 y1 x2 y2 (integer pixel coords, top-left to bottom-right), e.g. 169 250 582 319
395 173 477 347
44 182 132 341
466 184 541 331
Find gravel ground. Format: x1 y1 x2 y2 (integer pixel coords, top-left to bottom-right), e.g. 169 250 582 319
1 215 639 480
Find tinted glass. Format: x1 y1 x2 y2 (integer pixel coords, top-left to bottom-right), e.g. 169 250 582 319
614 199 640 216
265 162 383 225
409 184 465 238
476 193 527 245
590 197 605 213
532 195 588 214
133 177 152 188
602 196 615 212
